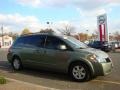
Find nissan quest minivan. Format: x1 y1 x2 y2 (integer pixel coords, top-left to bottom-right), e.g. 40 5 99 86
7 33 113 82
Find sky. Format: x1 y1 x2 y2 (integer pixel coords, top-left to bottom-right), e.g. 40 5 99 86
0 0 120 34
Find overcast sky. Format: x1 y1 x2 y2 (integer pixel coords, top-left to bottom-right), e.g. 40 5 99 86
0 0 120 34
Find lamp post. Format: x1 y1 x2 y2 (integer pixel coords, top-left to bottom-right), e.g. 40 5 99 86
46 22 50 29
1 25 4 46
46 22 53 29
78 33 80 41
86 30 89 40
109 33 111 41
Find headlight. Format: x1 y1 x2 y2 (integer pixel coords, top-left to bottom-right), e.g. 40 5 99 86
87 54 97 62
96 57 106 63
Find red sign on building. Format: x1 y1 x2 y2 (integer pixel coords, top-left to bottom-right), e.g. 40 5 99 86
97 14 109 42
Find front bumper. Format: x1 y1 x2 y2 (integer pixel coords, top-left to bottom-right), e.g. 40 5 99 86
101 62 113 75
92 59 113 76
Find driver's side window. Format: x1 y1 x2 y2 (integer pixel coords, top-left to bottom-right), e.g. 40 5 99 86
45 36 67 50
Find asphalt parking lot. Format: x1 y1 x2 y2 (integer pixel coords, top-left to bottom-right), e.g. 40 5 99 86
0 49 120 90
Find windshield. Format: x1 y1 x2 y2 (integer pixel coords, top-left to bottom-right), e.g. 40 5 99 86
63 36 88 49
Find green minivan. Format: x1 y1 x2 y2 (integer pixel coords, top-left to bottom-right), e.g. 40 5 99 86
7 33 113 82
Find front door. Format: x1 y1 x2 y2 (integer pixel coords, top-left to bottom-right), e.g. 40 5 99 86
42 36 70 70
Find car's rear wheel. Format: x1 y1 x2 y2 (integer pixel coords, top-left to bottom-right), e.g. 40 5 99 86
69 63 91 82
12 57 22 70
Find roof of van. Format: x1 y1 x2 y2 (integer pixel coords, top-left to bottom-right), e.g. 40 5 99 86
20 32 67 38
21 32 55 36
20 32 73 41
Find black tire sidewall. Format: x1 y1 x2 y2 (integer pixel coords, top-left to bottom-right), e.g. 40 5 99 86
12 57 22 70
69 63 90 82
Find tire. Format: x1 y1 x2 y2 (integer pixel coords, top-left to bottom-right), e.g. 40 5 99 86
11 57 22 70
69 63 91 82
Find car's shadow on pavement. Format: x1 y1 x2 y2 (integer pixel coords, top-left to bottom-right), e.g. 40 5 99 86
0 60 74 82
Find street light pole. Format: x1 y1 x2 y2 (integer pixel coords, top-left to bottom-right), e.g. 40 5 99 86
86 30 89 40
46 22 50 29
1 25 4 46
46 22 53 29
78 33 80 41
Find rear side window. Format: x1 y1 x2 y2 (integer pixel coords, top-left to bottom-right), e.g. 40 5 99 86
13 35 46 48
13 37 25 47
24 35 46 48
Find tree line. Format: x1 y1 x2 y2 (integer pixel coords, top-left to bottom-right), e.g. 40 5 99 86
20 28 120 42
1 27 120 42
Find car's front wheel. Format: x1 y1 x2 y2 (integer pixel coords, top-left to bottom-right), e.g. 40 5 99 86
12 57 22 70
69 63 91 82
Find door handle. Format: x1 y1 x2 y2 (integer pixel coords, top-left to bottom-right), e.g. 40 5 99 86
35 49 39 53
44 50 46 54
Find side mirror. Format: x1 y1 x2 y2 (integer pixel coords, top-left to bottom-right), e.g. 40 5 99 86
58 45 67 50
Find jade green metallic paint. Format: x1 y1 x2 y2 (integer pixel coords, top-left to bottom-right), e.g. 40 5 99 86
7 33 113 78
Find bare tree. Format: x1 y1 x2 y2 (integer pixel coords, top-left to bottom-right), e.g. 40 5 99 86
57 24 75 36
91 30 99 40
40 29 54 34
8 32 19 40
114 31 120 41
21 28 31 35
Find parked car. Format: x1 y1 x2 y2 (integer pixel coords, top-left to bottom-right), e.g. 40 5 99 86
88 41 112 52
118 42 120 49
7 33 113 82
110 41 120 49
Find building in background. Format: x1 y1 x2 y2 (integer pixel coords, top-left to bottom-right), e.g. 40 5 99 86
0 35 13 48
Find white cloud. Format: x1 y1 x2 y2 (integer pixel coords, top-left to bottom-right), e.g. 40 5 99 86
73 0 108 11
109 0 120 4
54 17 120 35
17 0 70 7
0 13 119 35
17 0 43 7
53 20 96 34
45 0 70 7
17 0 120 9
16 0 120 17
0 13 45 34
108 20 120 34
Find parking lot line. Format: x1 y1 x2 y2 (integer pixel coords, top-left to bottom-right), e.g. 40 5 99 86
0 65 60 90
6 77 60 90
93 80 120 85
1 65 120 87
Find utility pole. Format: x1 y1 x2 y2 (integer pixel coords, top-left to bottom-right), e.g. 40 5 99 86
46 22 50 29
86 30 89 41
46 22 52 29
78 33 80 41
1 25 4 46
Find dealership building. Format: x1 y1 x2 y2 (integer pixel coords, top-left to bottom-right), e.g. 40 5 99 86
0 35 13 48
